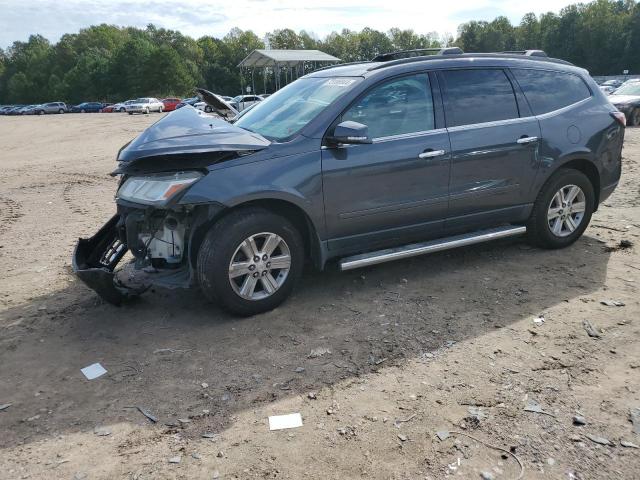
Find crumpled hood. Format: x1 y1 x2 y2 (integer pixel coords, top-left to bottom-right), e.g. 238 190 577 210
117 106 271 162
609 94 640 105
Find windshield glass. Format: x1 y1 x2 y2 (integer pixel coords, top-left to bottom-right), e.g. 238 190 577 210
613 83 640 96
235 77 360 141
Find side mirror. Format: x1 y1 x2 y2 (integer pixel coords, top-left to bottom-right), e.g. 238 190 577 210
327 121 372 145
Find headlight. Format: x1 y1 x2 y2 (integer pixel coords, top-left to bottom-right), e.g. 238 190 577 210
117 171 202 206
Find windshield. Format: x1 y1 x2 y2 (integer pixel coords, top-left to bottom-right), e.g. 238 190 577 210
234 77 360 141
613 84 640 96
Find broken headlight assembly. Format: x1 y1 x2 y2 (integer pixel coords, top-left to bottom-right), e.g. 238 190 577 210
117 171 202 207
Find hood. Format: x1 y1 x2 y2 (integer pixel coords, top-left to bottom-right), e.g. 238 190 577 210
609 94 640 104
117 105 270 162
195 87 239 119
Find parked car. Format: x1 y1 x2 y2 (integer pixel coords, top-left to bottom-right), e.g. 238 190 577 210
599 85 616 95
229 94 262 111
608 81 640 126
18 105 39 115
110 100 136 112
33 102 68 114
619 78 640 88
73 48 624 316
175 97 199 109
5 105 25 115
161 98 182 112
71 102 104 113
601 79 623 89
125 98 164 114
0 105 14 115
101 104 116 113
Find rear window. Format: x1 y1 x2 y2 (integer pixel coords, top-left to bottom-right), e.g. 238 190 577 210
511 69 591 115
440 69 519 127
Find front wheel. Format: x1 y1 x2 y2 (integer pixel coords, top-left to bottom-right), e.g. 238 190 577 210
58 109 64 114
204 105 213 113
527 169 595 249
119 107 125 113
197 208 304 316
144 107 149 114
80 109 86 113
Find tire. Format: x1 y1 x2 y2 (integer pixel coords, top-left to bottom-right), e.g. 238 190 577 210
144 107 149 114
119 107 125 113
527 169 595 249
159 106 164 113
58 109 64 114
38 110 44 115
128 112 133 115
205 105 212 113
197 207 304 316
630 108 640 127
80 109 86 113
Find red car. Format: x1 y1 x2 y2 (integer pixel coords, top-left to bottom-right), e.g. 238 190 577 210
161 98 181 112
101 104 115 113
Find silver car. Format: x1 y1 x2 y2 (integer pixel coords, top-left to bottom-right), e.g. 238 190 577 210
34 102 68 114
125 98 164 115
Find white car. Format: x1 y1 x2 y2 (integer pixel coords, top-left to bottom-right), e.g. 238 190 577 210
112 99 136 112
126 98 164 115
229 94 263 112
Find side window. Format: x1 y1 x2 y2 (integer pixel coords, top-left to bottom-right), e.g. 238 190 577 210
511 69 591 115
440 69 519 127
342 74 435 139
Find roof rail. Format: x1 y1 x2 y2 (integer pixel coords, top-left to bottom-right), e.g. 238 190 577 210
502 50 547 57
312 60 372 72
372 47 463 62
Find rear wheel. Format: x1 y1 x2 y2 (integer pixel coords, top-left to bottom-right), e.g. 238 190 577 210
197 208 304 316
119 107 125 113
144 107 149 114
630 108 640 127
527 169 594 249
80 109 86 113
204 105 213 113
58 109 64 114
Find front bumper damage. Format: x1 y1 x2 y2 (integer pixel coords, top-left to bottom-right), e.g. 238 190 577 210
72 214 141 305
72 205 199 305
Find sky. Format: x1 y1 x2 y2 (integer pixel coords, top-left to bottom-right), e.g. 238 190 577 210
0 0 579 49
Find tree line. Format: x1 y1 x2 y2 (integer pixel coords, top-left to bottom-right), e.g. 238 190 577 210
0 0 638 105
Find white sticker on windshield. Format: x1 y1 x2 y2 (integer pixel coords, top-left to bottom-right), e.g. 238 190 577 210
324 78 356 87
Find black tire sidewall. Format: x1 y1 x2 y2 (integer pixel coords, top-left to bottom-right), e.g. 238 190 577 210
197 209 304 316
632 108 640 127
529 170 594 248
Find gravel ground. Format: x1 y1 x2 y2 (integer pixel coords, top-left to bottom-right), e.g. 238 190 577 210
0 113 639 479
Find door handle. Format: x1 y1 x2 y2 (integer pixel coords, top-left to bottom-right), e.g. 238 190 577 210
418 149 446 159
516 136 538 144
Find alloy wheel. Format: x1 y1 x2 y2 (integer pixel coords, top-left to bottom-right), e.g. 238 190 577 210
228 232 291 300
547 184 586 237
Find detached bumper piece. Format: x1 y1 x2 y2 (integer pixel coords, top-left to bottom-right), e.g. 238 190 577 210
72 214 142 305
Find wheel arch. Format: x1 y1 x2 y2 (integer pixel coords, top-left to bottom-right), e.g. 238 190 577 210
556 158 601 210
187 198 324 274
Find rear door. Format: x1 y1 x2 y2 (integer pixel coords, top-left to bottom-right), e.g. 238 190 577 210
322 72 450 251
438 68 541 229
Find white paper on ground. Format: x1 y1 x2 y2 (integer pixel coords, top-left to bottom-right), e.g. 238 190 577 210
81 363 107 380
268 413 303 431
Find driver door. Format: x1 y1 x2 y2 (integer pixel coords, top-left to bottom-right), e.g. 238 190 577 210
321 73 451 252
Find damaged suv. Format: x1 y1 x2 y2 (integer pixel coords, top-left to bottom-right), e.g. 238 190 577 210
73 48 624 316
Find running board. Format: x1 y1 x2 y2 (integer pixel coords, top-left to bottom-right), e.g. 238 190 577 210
339 225 527 271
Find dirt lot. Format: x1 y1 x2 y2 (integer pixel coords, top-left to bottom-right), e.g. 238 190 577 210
0 113 639 480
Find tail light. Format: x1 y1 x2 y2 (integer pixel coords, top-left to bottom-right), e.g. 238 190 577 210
611 111 626 127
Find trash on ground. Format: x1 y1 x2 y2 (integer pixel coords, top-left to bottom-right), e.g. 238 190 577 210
621 440 639 449
468 406 488 420
268 412 303 431
524 399 555 417
600 299 625 307
168 456 181 464
533 315 545 325
585 434 612 446
94 426 111 436
436 429 450 441
308 348 331 358
135 406 158 423
582 320 601 338
0 403 12 412
572 415 587 426
397 433 408 441
81 362 107 380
